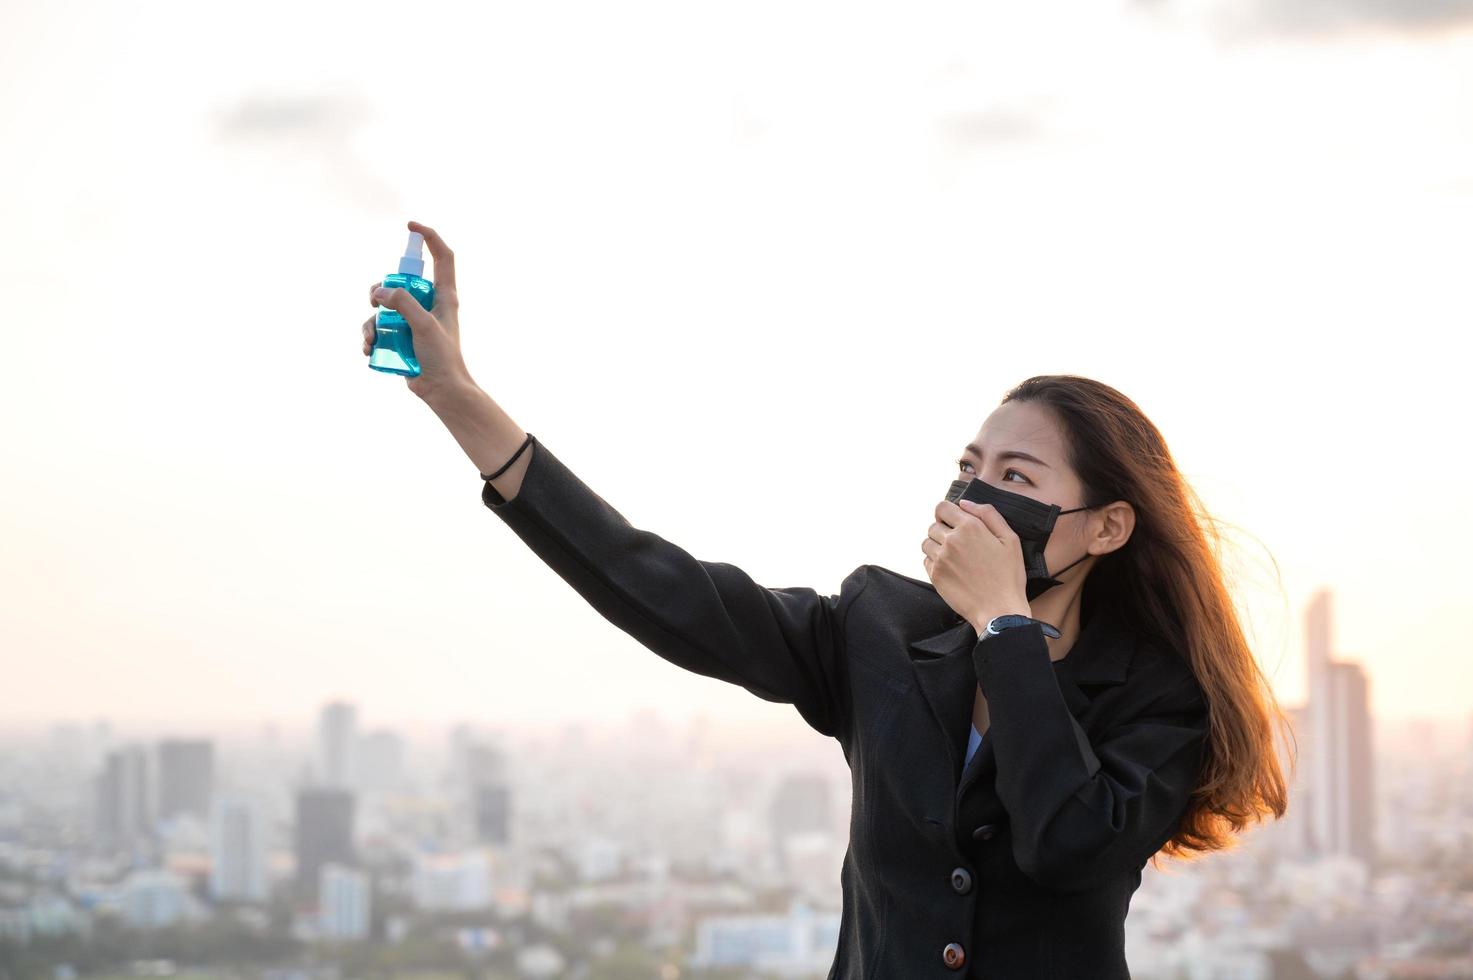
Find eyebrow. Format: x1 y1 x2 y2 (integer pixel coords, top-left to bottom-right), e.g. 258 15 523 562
963 443 1052 469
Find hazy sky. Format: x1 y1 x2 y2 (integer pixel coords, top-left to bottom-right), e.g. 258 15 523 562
2 0 1470 736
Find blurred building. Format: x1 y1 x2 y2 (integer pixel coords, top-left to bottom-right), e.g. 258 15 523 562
318 862 370 940
690 900 840 977
118 868 206 929
1304 590 1376 866
1463 713 1473 819
294 786 354 902
156 738 213 821
465 740 512 846
411 849 492 911
357 727 405 794
769 773 832 871
93 745 152 852
1324 660 1374 863
0 894 90 945
209 796 270 903
1260 703 1315 860
317 701 358 788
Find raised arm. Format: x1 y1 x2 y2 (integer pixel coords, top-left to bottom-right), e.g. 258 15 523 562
362 221 857 737
363 221 541 506
471 427 858 738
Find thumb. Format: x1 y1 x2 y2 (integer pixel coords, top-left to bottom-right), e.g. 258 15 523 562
373 286 433 329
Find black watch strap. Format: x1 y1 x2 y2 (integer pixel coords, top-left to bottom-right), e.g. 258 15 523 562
983 614 1062 639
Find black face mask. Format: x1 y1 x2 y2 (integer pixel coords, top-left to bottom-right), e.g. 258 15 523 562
944 477 1094 601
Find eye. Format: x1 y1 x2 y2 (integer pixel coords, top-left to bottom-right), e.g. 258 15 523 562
957 459 1029 485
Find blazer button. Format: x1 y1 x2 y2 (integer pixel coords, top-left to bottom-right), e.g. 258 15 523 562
942 942 967 969
950 867 973 894
972 822 998 841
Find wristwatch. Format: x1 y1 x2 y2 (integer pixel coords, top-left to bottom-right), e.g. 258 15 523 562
983 613 1062 640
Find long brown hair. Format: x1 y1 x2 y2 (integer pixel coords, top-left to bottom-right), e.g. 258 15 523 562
1000 374 1291 862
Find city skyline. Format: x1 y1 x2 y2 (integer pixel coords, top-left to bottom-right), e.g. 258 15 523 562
5 589 1472 976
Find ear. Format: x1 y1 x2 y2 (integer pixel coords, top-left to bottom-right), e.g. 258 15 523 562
1091 500 1135 557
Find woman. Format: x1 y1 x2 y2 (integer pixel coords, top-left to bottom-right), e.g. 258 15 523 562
363 221 1292 979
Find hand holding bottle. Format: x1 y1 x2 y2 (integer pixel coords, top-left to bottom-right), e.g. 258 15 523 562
362 220 474 404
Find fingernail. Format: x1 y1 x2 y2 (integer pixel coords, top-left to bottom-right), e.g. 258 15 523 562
373 287 389 299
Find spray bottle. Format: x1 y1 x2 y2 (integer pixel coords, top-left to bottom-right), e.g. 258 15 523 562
368 231 435 377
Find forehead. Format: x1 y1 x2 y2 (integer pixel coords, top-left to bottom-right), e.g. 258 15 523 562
971 400 1064 454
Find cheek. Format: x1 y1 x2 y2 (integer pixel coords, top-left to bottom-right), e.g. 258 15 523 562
1053 525 1087 553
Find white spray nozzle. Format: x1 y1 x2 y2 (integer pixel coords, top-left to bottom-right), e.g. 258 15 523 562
397 231 426 278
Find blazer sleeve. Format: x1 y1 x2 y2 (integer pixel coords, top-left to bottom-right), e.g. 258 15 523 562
972 623 1209 892
480 433 856 739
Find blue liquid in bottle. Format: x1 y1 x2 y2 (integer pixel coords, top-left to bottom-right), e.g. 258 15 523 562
369 231 435 378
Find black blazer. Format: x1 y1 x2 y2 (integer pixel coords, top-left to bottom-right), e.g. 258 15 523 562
481 434 1211 979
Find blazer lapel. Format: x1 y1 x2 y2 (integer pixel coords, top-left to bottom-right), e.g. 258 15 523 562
908 616 980 786
907 605 1136 802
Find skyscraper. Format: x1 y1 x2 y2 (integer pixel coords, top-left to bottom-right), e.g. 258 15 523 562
1326 660 1374 864
157 739 214 820
294 786 354 902
464 740 512 846
1303 589 1376 866
210 796 270 903
357 728 405 794
1305 588 1333 850
1463 713 1473 819
770 773 832 839
94 745 152 852
318 702 358 788
769 773 834 872
1261 704 1314 859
